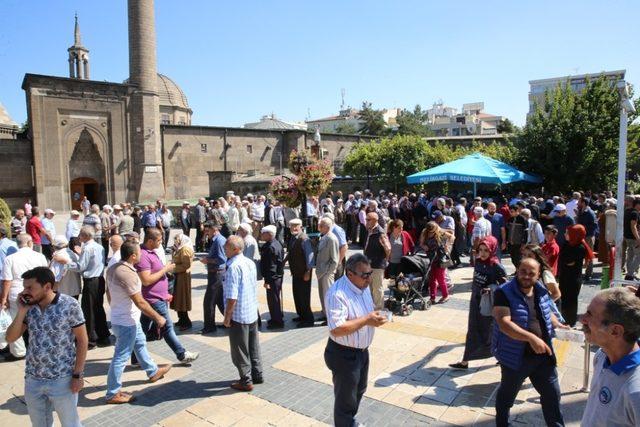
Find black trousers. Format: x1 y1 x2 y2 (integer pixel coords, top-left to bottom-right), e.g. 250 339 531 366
559 276 582 326
509 244 522 268
41 244 53 261
101 238 110 265
495 353 564 427
163 227 170 249
266 277 283 324
195 225 204 251
324 339 369 427
229 321 263 385
203 270 224 330
292 275 313 322
81 276 110 344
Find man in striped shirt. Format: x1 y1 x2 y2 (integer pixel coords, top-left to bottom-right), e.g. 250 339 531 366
324 253 388 427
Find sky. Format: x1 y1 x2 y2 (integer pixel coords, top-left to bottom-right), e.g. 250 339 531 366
1 0 638 128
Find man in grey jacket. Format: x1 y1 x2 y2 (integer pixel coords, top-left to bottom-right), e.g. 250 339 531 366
315 217 339 324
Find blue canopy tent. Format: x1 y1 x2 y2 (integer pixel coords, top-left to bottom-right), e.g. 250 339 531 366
406 153 542 196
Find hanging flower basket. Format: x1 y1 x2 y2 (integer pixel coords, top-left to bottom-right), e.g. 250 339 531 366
296 160 334 197
270 175 303 207
288 149 314 175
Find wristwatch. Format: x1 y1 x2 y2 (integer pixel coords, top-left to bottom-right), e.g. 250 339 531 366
72 372 84 379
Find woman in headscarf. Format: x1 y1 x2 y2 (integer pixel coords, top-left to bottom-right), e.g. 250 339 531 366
449 235 507 369
171 233 195 331
558 224 594 326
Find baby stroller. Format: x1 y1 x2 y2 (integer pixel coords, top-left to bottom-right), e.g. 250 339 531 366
384 253 432 316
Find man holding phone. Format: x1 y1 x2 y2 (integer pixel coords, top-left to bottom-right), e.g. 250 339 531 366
324 253 388 427
105 241 172 404
5 267 87 426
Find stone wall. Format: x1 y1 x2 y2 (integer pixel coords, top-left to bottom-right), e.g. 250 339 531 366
162 125 374 201
0 137 35 210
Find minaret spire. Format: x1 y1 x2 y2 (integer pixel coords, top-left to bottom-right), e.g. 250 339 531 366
67 14 90 79
74 13 82 46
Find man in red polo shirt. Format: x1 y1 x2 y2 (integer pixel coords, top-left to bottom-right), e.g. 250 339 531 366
26 207 50 254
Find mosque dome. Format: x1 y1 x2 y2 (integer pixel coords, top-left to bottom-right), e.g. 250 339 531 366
156 73 190 112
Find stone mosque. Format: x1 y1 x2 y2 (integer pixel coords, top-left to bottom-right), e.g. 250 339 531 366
0 0 366 211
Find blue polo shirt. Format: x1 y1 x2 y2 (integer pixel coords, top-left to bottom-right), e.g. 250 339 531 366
485 212 505 244
207 233 227 271
581 348 640 427
331 224 347 247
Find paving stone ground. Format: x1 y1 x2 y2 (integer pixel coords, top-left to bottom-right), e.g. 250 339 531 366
0 224 599 426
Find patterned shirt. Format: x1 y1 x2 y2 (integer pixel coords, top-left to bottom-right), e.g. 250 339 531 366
472 217 492 240
24 293 85 380
223 254 258 324
326 275 375 349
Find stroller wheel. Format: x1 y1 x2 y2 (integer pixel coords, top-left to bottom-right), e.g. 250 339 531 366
405 305 413 316
416 300 427 311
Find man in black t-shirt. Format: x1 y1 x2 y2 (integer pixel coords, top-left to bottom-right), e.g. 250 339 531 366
623 198 640 280
506 203 527 268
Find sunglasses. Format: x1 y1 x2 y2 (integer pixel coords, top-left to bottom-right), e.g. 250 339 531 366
348 269 373 279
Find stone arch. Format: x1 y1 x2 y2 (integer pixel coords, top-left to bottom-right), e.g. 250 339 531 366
69 128 107 206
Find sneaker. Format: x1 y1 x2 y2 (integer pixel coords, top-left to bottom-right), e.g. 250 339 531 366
448 362 469 370
149 364 172 383
180 351 199 365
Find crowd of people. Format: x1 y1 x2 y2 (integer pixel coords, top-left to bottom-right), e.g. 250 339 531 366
1 188 639 426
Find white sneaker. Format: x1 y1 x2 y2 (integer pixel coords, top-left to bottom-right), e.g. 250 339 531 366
180 351 199 364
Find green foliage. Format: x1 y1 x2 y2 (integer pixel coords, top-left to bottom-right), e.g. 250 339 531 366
496 118 516 134
396 105 433 136
0 198 11 238
358 101 389 136
517 76 638 192
334 122 358 135
342 134 518 191
628 123 640 182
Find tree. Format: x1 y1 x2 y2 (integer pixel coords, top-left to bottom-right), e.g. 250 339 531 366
0 198 11 238
496 118 516 134
517 76 638 192
334 122 358 134
396 104 433 136
342 140 382 179
358 101 389 136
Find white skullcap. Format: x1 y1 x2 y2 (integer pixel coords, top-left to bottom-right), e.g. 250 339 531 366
261 225 277 235
322 212 335 220
238 223 252 233
473 207 484 214
289 218 302 226
53 235 69 248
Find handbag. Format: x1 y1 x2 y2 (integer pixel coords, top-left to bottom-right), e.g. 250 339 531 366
437 246 453 268
479 284 498 316
0 308 12 348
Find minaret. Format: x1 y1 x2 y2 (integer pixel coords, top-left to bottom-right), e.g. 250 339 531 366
67 14 90 79
127 0 165 202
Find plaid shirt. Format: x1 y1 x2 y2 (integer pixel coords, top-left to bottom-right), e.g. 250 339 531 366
223 254 258 324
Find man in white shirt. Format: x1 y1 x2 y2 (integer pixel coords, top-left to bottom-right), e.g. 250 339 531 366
472 207 492 260
324 253 387 426
41 209 57 260
0 234 48 359
251 196 266 239
65 210 82 241
565 192 580 220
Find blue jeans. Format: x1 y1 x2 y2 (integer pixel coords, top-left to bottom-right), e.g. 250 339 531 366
25 376 81 427
140 300 186 360
106 323 158 399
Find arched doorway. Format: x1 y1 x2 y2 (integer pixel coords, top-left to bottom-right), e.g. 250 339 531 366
70 177 99 210
68 128 107 209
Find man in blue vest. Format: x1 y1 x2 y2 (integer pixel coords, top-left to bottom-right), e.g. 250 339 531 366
492 258 568 426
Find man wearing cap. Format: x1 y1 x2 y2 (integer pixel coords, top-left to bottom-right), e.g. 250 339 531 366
259 225 284 329
200 222 227 334
66 210 82 241
552 203 575 246
1 234 48 360
285 218 314 327
40 209 57 260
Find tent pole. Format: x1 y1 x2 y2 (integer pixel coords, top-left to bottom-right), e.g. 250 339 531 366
473 182 477 197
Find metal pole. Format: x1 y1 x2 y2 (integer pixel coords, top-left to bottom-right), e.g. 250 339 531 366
581 342 591 392
473 182 477 197
613 102 628 283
